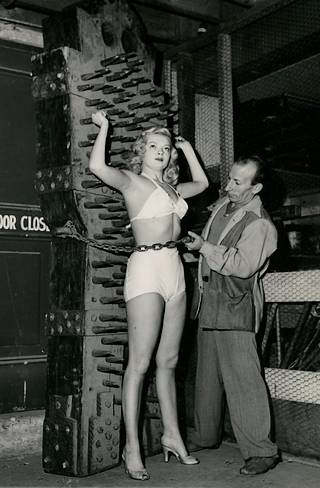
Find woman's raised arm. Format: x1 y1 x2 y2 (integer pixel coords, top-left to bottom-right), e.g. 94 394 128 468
89 111 131 193
174 137 209 198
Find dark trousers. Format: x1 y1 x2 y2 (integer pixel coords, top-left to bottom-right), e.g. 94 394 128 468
192 329 277 460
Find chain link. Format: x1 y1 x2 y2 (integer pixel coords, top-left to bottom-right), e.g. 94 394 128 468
52 220 191 254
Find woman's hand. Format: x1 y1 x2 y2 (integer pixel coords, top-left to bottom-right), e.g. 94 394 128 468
174 135 191 151
92 110 109 129
185 231 204 251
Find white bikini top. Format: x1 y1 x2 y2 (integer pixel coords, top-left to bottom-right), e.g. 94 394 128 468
130 172 188 222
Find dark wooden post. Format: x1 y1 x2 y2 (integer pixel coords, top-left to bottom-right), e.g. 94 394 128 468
32 0 172 476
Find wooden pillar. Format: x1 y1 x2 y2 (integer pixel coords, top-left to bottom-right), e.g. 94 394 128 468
32 0 174 476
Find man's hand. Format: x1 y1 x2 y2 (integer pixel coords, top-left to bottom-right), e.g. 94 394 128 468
185 231 204 251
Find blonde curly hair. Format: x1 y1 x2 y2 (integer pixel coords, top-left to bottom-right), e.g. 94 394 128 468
129 127 179 185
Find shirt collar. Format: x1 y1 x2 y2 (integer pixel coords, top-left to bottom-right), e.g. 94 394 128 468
208 195 262 215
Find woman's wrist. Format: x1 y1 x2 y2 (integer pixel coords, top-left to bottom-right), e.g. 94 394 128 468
181 142 193 154
98 124 109 138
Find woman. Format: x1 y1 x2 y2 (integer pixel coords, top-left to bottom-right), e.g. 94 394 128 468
89 110 208 480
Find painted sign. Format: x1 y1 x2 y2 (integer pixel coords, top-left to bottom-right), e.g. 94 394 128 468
0 204 50 237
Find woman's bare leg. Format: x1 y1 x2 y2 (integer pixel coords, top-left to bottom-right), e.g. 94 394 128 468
155 291 188 455
122 292 164 471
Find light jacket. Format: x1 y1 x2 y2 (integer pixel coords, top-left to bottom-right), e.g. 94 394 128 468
195 195 277 332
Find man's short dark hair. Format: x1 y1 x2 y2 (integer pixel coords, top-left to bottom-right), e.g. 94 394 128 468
234 155 265 185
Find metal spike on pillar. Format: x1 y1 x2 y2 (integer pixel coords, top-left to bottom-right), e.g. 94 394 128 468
102 85 125 95
100 52 137 67
81 68 111 80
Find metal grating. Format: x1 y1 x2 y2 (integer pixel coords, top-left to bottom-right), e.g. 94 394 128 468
218 33 233 191
195 94 220 174
163 58 179 135
265 368 320 405
230 0 320 70
263 270 320 302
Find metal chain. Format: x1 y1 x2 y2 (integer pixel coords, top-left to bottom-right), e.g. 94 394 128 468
52 220 191 254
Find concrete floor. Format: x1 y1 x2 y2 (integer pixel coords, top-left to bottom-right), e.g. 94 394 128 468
1 443 320 488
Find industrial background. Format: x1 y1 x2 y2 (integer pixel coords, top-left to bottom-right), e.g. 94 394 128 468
0 0 320 484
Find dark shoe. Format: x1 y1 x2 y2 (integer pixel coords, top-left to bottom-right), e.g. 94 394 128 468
240 455 279 475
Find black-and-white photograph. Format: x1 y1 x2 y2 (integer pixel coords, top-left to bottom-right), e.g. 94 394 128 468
0 1 320 486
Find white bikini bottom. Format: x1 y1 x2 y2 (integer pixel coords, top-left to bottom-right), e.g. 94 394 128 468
124 247 185 302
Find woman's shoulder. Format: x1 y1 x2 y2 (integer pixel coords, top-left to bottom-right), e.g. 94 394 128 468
121 169 155 198
121 169 144 185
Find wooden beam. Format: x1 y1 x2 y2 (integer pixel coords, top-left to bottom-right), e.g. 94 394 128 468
130 0 221 23
132 3 200 44
232 29 320 86
15 0 79 12
0 17 43 46
164 30 218 59
223 0 251 6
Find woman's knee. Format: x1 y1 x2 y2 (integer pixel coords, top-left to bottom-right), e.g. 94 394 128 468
127 355 152 376
156 351 179 370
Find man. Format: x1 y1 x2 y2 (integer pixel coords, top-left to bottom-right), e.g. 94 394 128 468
186 155 279 475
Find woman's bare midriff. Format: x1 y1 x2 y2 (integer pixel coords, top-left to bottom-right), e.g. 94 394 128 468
131 214 181 245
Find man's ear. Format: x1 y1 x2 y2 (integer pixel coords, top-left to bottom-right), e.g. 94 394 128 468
253 182 263 194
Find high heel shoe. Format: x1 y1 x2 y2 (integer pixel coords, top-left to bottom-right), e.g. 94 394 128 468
161 442 200 465
121 451 150 481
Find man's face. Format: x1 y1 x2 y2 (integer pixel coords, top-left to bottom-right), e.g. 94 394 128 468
225 162 261 205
